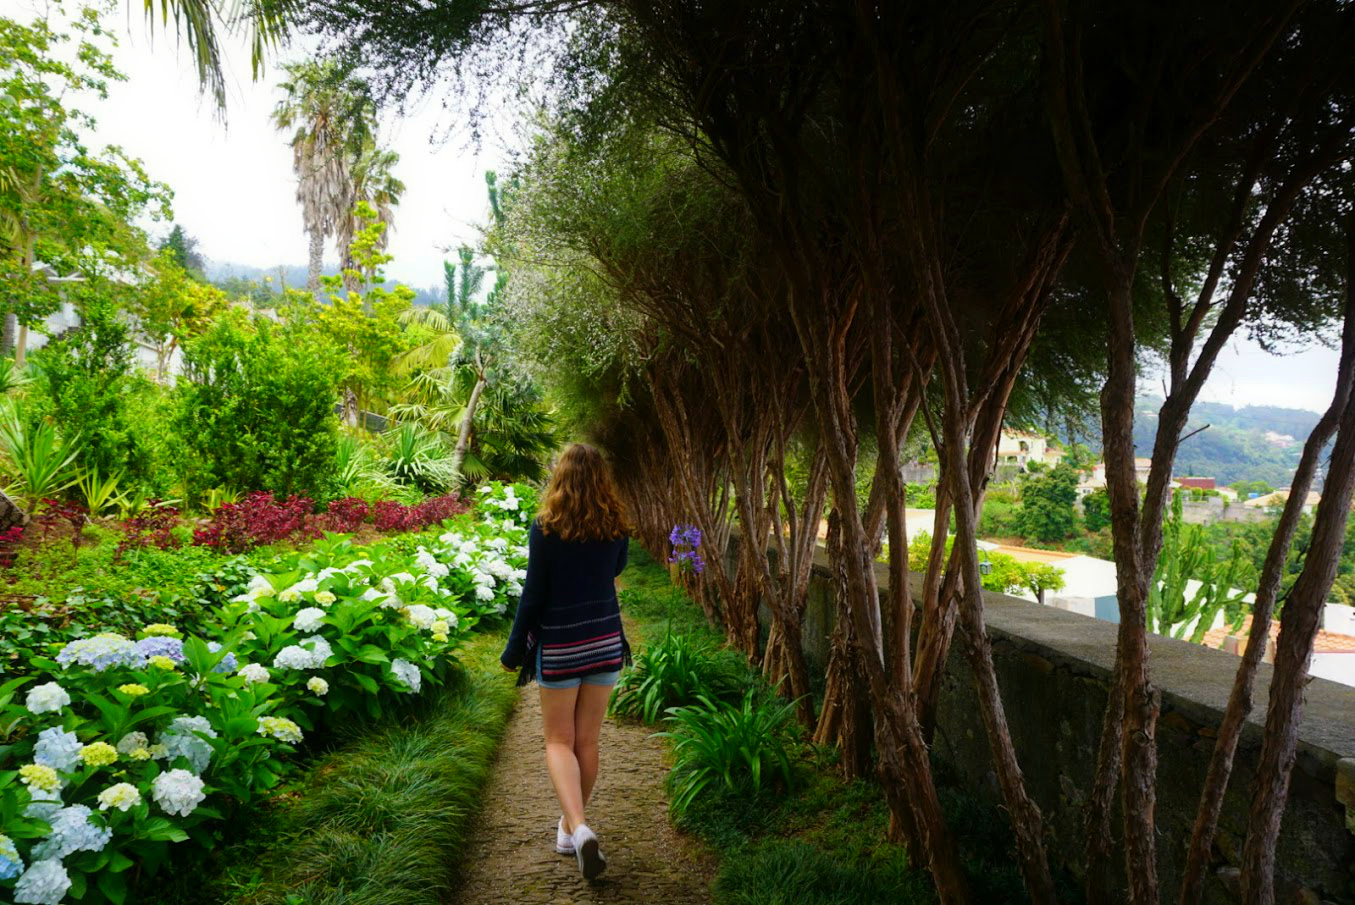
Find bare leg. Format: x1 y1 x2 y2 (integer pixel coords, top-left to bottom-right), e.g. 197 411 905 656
574 682 614 817
540 685 586 833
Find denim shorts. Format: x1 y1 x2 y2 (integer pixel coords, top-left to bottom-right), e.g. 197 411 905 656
536 645 622 689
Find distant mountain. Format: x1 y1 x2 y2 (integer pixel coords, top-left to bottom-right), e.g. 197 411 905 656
1132 397 1323 487
206 261 442 307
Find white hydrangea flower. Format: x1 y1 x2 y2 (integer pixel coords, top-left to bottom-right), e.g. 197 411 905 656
97 783 141 812
115 732 150 756
152 769 205 817
405 605 437 631
494 602 507 615
274 645 317 670
452 552 473 568
486 537 509 552
158 716 217 775
257 716 303 744
314 591 337 606
477 484 492 494
278 589 301 603
33 728 82 772
234 574 274 603
286 577 319 596
238 663 271 684
13 858 70 905
344 559 374 571
507 581 523 596
390 658 421 693
25 683 71 715
31 805 111 860
293 607 326 632
316 567 343 580
388 572 416 585
307 677 329 696
302 635 333 664
476 585 495 601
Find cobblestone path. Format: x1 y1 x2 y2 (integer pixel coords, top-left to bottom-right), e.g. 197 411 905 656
448 686 714 905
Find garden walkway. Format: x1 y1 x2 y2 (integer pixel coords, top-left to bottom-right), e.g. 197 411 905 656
448 686 714 905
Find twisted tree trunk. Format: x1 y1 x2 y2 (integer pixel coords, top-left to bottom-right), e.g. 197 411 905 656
1179 256 1355 904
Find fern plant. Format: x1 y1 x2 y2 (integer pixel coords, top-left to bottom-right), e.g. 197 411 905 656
657 689 798 821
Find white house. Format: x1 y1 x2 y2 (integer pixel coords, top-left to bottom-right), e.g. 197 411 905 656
996 430 1050 471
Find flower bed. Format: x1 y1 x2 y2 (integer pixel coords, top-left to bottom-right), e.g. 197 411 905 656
0 482 534 905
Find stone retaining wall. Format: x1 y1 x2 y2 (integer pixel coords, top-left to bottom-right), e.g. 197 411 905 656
743 543 1355 903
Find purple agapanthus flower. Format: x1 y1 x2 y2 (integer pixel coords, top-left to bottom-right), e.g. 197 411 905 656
667 523 706 575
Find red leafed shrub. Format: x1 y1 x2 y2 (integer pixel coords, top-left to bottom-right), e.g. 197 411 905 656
414 494 470 525
115 502 183 561
314 497 370 534
0 524 25 569
372 500 419 534
371 495 468 534
193 492 316 554
37 499 89 554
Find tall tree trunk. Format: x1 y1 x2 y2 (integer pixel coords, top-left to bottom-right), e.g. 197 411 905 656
2 313 15 358
1238 259 1355 905
14 323 28 370
1098 267 1162 905
451 373 487 478
308 230 325 301
1179 266 1355 905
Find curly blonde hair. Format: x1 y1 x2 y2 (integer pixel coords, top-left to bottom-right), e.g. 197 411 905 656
537 443 630 541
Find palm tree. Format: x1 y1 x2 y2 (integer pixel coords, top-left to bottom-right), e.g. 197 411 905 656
339 146 405 290
141 0 293 109
271 61 377 298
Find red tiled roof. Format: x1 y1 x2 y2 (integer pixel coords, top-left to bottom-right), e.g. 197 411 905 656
1201 615 1355 655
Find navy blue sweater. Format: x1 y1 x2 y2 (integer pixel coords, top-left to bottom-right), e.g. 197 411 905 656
501 521 630 684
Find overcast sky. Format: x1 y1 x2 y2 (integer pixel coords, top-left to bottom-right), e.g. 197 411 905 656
5 1 1344 414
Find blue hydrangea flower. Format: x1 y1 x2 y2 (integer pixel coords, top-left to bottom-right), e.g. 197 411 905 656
55 635 146 672
206 641 238 674
30 805 112 860
158 716 217 774
0 834 22 881
33 728 82 773
135 636 185 662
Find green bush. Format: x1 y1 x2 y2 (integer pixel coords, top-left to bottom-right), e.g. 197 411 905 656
659 689 798 821
1082 487 1111 533
1013 464 1079 542
610 632 745 723
29 299 151 488
174 314 341 502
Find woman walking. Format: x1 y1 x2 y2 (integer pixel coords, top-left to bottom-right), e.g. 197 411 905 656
501 443 630 880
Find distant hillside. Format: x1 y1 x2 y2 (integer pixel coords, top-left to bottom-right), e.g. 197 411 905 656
206 261 442 307
1132 397 1322 487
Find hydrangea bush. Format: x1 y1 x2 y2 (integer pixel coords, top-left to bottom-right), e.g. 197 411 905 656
0 482 535 904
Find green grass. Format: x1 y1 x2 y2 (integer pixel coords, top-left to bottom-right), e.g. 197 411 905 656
618 548 1045 905
147 630 520 905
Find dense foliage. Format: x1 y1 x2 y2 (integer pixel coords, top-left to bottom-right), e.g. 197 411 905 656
0 483 533 904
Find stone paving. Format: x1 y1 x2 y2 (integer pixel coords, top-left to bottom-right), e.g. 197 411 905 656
448 686 714 905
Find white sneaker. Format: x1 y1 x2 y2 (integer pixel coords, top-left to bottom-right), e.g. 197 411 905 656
555 816 574 855
572 823 606 880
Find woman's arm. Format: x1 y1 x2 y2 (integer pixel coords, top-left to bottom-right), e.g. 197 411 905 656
501 522 548 669
615 536 629 577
